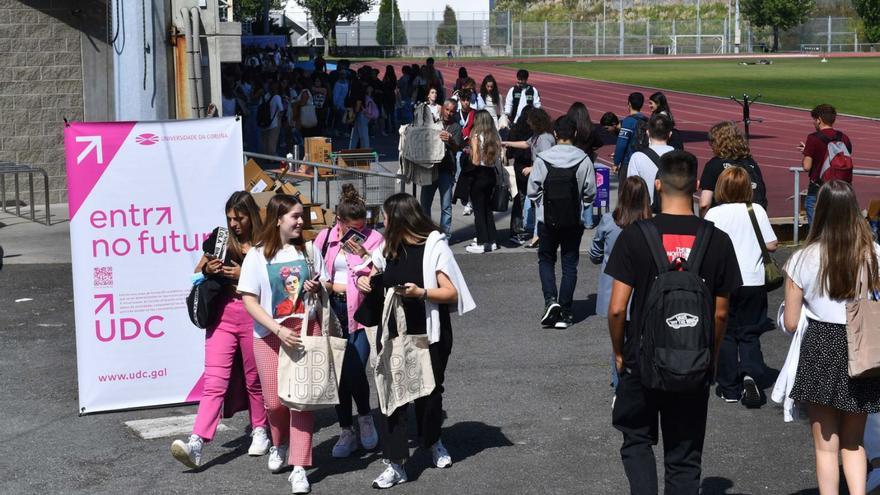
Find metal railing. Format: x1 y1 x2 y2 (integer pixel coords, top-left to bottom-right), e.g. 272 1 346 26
0 162 51 226
243 152 406 209
788 167 880 244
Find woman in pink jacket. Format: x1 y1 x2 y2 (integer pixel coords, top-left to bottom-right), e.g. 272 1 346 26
314 184 384 458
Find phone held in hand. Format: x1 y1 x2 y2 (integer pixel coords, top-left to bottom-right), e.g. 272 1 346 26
213 227 229 263
340 228 367 252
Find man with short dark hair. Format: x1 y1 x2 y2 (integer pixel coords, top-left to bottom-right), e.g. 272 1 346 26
600 112 620 135
798 103 853 225
420 99 461 235
613 92 648 178
504 69 542 125
626 114 675 205
527 116 596 329
606 150 741 495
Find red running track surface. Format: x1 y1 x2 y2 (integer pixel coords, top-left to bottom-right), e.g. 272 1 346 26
375 59 880 217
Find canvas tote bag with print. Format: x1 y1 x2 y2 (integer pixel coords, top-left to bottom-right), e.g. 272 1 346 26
846 265 880 378
277 287 348 411
365 289 436 415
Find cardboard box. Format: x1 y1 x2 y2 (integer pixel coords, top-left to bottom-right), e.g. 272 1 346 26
302 229 320 242
303 137 333 176
244 159 275 194
251 191 277 223
336 149 374 171
868 199 880 220
305 205 327 227
323 209 336 227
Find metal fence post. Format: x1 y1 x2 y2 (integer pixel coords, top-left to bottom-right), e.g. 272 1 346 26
646 19 650 54
570 19 574 57
544 20 548 56
793 170 801 245
827 16 832 53
595 21 599 55
518 20 522 56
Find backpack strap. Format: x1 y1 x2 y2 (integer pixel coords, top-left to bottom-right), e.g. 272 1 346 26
641 148 662 166
637 220 672 274
685 220 714 274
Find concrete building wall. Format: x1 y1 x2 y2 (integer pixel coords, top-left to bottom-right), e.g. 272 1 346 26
0 0 89 205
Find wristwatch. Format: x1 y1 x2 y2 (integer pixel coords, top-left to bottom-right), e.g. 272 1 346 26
421 288 429 302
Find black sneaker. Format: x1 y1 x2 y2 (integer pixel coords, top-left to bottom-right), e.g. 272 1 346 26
741 375 765 408
554 311 573 329
541 302 561 327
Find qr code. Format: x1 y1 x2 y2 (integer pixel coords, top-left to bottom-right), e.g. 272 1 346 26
93 267 113 287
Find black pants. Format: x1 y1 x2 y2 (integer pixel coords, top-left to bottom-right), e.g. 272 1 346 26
381 324 453 462
470 166 497 246
716 285 771 398
612 371 710 495
537 222 584 310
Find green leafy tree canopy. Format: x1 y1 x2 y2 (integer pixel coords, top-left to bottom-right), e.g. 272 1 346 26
853 0 880 43
296 0 374 55
436 5 459 45
742 0 815 50
377 0 408 45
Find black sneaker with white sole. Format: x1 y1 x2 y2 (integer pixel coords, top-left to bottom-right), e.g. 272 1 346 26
554 311 573 329
541 302 561 327
741 375 765 408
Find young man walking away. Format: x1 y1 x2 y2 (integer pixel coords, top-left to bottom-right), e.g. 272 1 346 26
798 103 853 226
504 69 542 126
527 116 596 329
613 92 648 179
605 151 742 494
626 113 674 207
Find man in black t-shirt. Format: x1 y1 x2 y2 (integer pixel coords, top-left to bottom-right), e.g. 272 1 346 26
605 151 741 495
698 156 768 216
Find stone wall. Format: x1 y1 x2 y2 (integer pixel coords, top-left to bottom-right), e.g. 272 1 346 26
0 1 86 206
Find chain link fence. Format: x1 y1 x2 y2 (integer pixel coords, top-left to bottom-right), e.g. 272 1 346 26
326 9 872 56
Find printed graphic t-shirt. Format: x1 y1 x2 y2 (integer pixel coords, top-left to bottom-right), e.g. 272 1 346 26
238 244 328 338
605 214 742 369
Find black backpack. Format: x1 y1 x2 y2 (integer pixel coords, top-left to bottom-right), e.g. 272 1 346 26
637 220 715 392
627 116 650 155
726 158 768 209
257 96 273 128
543 161 581 228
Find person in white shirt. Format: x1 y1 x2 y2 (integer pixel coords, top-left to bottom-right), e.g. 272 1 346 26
503 69 541 126
476 74 501 125
259 80 285 156
704 167 777 407
626 113 674 206
783 180 880 495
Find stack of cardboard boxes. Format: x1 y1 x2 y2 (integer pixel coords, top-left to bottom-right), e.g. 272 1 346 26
243 159 335 241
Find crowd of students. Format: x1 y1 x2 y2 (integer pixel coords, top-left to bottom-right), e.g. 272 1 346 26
208 52 877 493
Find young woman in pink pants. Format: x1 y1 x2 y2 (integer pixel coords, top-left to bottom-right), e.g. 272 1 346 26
239 194 328 494
171 191 270 469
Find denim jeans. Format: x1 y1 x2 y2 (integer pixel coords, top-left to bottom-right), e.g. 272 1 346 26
523 198 537 236
420 171 455 234
330 296 371 428
350 112 370 149
805 193 817 227
537 221 584 310
582 202 595 229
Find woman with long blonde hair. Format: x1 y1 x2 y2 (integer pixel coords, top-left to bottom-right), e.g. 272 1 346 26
466 110 502 254
784 180 880 494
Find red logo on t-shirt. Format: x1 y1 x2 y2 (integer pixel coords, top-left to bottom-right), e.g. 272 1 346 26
662 234 696 268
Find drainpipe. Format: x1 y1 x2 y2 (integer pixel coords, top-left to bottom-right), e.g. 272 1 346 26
180 8 197 118
190 7 205 118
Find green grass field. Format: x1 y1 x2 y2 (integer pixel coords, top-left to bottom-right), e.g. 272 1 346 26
514 57 880 118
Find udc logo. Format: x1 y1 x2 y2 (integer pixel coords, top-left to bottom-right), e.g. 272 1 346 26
135 133 159 146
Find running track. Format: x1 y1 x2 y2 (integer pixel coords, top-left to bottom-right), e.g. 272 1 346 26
374 58 880 217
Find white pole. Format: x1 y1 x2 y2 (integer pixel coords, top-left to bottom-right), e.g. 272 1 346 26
697 0 702 54
391 0 395 47
646 18 650 54
734 0 741 54
619 0 624 55
603 0 606 53
570 19 574 57
544 19 548 56
827 16 832 54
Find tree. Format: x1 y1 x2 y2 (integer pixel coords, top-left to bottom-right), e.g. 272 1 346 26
853 0 880 43
296 0 374 56
233 0 283 34
435 5 458 45
376 0 408 46
741 0 815 51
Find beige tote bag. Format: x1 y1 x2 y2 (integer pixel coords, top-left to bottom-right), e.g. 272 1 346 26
846 266 880 378
277 288 348 411
365 290 436 415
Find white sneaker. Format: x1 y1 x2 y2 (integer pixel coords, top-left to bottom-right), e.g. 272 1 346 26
465 244 485 254
462 204 473 216
371 460 408 489
268 445 289 473
358 415 379 450
248 426 271 456
170 434 204 469
331 428 358 458
289 466 311 494
431 440 452 469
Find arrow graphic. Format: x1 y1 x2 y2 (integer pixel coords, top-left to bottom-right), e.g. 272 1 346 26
94 293 115 315
75 135 103 165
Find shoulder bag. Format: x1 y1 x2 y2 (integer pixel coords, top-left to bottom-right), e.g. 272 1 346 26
746 203 783 291
846 264 880 378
